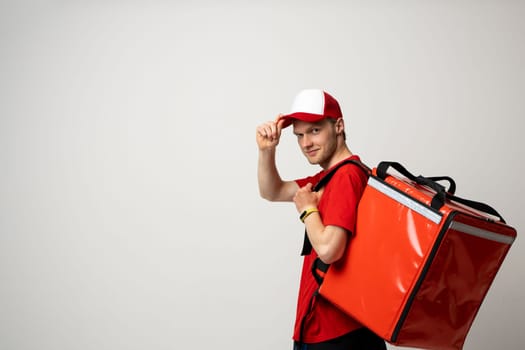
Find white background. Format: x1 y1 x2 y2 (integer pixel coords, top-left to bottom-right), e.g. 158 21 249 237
1 1 523 349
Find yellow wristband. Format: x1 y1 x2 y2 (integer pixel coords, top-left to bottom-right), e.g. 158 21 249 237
300 208 319 223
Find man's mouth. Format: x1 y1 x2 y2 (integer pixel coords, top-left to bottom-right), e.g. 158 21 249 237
306 149 319 156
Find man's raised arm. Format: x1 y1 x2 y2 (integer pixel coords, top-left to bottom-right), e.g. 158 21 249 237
256 118 298 202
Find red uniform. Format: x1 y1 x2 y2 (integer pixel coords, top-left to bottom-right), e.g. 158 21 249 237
293 155 368 343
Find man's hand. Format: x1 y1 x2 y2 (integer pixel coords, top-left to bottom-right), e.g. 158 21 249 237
293 183 320 213
256 115 284 151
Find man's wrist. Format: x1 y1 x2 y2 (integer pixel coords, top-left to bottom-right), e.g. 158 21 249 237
300 208 319 223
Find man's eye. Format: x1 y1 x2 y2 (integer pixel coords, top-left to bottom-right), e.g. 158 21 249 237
312 128 320 134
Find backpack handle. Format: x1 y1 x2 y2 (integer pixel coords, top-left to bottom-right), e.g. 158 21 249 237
377 161 456 195
376 161 505 222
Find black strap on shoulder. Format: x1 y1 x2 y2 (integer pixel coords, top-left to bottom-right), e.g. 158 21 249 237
313 159 371 192
300 159 370 256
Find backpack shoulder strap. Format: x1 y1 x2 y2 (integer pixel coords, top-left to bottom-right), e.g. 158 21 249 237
300 159 370 257
313 159 370 191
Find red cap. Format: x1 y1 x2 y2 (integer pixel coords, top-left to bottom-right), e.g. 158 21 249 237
279 89 343 128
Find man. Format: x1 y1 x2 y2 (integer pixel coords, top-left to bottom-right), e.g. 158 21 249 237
256 89 386 350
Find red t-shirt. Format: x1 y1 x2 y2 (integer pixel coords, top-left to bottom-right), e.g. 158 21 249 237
293 155 368 343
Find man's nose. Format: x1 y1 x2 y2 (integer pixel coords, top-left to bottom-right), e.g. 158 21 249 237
301 134 313 148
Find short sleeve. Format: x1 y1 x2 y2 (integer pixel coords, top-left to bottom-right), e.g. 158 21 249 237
295 173 323 189
318 165 368 235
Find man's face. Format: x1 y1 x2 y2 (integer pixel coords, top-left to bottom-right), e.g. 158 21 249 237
292 119 338 168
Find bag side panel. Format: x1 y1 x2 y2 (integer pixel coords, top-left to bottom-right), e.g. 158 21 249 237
394 212 516 350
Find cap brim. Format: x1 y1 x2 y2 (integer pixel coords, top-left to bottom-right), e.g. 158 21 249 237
278 112 327 128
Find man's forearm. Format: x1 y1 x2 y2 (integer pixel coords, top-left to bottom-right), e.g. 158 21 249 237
258 148 285 201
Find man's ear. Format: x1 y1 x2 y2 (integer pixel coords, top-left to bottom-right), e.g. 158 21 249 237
335 118 345 135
